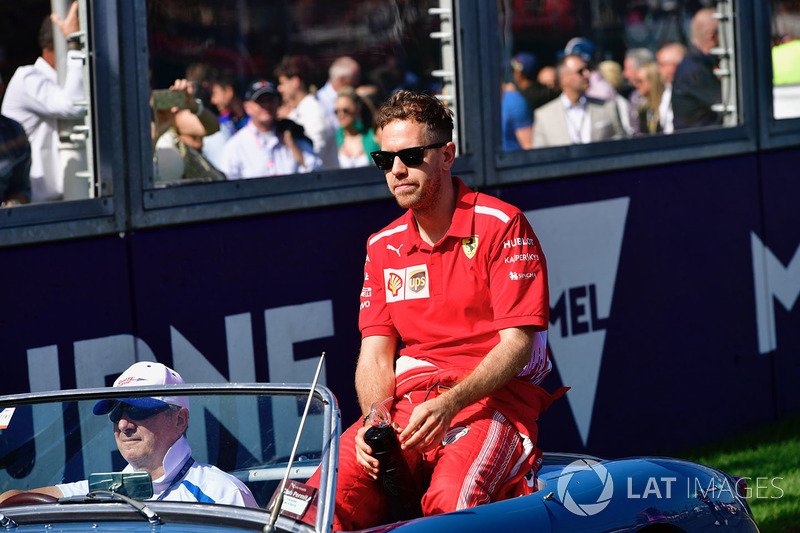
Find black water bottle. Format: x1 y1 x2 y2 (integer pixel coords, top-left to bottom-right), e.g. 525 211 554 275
364 423 422 521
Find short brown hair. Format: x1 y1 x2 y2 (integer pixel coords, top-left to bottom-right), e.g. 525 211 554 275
375 90 453 143
274 55 311 85
39 15 53 50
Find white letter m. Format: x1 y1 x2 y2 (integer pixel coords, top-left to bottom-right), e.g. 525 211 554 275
752 233 800 354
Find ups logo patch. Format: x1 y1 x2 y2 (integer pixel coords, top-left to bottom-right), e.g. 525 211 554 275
408 269 427 294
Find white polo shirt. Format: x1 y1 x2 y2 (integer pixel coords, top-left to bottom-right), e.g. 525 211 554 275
57 437 258 507
288 93 339 170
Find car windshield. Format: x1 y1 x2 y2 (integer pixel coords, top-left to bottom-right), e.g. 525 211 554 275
0 384 338 531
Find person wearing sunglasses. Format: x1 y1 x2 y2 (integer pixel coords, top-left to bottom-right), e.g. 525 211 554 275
533 53 627 148
0 362 257 508
334 87 381 169
307 90 564 531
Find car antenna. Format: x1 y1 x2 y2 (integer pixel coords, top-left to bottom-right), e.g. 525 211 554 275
265 351 326 533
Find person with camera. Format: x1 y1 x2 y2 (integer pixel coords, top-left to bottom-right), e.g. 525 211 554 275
152 78 224 183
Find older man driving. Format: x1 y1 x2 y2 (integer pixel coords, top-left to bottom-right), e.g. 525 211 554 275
0 362 257 507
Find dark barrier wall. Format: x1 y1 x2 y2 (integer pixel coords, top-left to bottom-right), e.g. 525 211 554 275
1 148 798 458
757 149 800 419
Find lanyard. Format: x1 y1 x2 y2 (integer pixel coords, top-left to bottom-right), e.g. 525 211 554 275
249 124 276 171
156 456 195 500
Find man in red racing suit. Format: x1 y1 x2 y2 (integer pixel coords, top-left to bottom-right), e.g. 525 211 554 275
308 90 565 531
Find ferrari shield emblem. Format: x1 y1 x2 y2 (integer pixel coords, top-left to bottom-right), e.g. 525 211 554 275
461 236 478 259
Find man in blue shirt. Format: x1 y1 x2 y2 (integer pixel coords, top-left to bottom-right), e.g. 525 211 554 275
501 53 536 151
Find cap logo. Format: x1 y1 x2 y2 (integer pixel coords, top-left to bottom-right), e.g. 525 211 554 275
117 376 144 386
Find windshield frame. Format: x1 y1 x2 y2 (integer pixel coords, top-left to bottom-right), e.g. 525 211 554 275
0 383 339 533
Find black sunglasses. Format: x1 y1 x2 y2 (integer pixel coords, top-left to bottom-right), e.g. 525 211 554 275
370 142 447 170
108 402 171 423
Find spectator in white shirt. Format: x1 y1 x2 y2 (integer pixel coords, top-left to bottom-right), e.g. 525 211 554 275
1 1 85 203
275 56 339 170
219 80 321 180
316 56 361 131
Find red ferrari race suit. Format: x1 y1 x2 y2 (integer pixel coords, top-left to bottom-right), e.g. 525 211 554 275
309 178 566 530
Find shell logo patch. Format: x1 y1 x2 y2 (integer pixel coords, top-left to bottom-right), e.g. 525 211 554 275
462 236 479 259
387 272 403 296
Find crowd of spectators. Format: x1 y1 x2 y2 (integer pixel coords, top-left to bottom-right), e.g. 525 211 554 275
3 3 798 194
162 12 731 179
502 7 732 150
150 53 397 185
1 1 399 192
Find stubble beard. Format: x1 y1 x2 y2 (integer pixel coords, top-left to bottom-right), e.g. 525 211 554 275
393 168 442 214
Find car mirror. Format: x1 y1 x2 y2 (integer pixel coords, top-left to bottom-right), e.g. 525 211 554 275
88 472 153 500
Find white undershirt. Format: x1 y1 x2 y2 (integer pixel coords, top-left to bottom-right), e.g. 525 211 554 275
561 93 590 144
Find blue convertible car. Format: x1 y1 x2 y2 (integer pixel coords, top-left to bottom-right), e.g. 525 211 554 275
0 382 759 532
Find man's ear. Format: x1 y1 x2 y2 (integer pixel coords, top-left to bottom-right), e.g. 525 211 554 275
441 141 456 171
175 407 189 433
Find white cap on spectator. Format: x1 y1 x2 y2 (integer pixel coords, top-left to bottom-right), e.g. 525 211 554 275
93 361 190 414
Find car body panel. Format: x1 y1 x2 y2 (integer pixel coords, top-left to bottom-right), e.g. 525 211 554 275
0 385 758 533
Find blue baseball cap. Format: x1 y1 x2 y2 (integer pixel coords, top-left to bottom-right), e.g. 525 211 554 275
564 37 597 63
510 52 538 77
244 80 280 101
